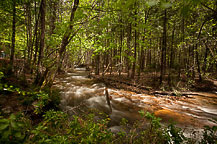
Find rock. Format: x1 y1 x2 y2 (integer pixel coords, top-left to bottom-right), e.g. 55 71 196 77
108 125 126 133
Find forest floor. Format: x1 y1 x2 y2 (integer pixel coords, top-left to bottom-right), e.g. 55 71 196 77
92 71 217 96
0 76 53 125
0 77 28 114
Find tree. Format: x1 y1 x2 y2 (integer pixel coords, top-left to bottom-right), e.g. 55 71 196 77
9 0 16 73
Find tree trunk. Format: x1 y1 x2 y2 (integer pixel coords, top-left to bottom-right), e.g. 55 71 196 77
57 0 79 72
131 6 137 79
138 10 148 76
35 0 46 85
26 2 32 65
170 23 175 69
49 0 57 34
95 54 100 75
126 23 131 77
195 44 202 81
119 17 123 76
33 1 39 67
202 42 209 74
10 0 16 73
160 10 167 84
131 27 137 79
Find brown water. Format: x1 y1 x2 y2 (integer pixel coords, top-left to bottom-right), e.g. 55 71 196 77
53 68 217 134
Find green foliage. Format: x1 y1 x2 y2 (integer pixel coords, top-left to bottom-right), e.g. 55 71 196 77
31 89 60 114
0 71 4 80
28 110 113 144
145 111 162 129
200 126 217 144
0 114 26 143
0 108 216 143
167 124 186 144
33 91 50 114
29 110 69 143
0 81 60 114
173 89 182 96
146 0 159 7
0 71 4 91
136 111 168 143
136 111 190 143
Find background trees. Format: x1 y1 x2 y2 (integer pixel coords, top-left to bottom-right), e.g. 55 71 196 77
0 0 216 88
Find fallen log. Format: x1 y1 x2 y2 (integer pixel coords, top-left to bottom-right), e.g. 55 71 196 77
150 91 200 97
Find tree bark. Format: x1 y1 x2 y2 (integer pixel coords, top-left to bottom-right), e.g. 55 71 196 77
57 0 79 72
126 23 131 77
10 0 16 73
35 0 46 85
160 10 167 84
33 1 39 67
38 0 46 67
26 2 32 65
131 6 137 79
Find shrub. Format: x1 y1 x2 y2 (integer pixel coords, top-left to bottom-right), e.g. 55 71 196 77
0 113 28 143
200 126 217 144
27 110 113 144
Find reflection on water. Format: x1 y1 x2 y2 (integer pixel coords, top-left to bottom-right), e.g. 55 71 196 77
53 68 217 133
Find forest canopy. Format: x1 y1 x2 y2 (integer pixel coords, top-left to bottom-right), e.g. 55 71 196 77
0 0 216 87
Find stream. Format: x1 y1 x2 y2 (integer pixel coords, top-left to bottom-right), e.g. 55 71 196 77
53 67 217 135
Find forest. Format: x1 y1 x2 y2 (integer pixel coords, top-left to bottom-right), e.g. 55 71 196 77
0 0 217 143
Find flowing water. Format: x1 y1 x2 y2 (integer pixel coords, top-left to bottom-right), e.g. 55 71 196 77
53 67 217 134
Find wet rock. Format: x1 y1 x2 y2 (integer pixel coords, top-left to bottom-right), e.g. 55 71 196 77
108 126 126 133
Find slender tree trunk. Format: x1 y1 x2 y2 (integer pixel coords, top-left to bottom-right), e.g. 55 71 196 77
35 0 46 85
170 23 175 68
119 17 123 76
38 0 46 67
110 47 113 75
195 44 202 81
26 2 32 65
138 11 148 76
10 0 16 73
33 1 39 67
202 43 209 74
57 0 79 72
95 54 100 75
168 22 175 86
131 5 137 79
131 27 137 79
49 0 57 34
192 44 195 79
126 23 131 77
160 10 167 84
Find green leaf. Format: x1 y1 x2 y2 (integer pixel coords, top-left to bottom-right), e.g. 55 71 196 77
11 121 18 129
17 123 24 127
161 2 172 9
181 5 190 16
9 114 16 120
192 0 201 5
2 130 10 139
146 0 159 7
0 119 8 123
138 110 145 117
0 123 9 130
14 131 22 138
1 40 11 44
